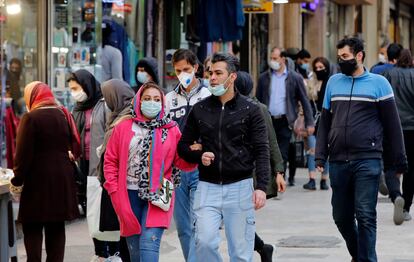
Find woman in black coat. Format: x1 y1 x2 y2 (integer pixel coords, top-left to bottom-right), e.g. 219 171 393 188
9 81 80 262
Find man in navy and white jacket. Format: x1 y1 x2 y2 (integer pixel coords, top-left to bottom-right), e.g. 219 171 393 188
165 49 210 262
315 37 407 262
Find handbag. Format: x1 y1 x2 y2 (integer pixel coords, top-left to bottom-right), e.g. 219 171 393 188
151 178 174 212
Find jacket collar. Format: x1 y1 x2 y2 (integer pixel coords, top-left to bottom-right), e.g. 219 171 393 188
210 90 240 109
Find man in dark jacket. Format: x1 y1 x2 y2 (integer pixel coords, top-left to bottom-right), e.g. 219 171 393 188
236 71 285 262
178 53 270 261
256 47 314 184
316 37 407 262
382 49 414 225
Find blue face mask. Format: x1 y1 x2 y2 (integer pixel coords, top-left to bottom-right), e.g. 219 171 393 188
141 100 162 119
137 71 149 84
300 63 309 71
208 76 231 97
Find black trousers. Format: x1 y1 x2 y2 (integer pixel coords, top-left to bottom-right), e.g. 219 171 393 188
385 130 414 212
272 116 294 175
22 222 65 262
403 130 414 212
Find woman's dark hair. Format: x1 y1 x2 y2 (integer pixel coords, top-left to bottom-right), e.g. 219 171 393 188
312 57 331 73
139 81 164 99
67 73 79 83
397 49 413 68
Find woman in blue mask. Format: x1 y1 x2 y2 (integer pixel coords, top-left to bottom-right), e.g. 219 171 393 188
104 82 196 261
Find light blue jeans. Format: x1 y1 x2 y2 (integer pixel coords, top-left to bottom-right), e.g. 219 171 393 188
307 135 329 174
126 190 164 262
193 179 255 262
173 169 199 261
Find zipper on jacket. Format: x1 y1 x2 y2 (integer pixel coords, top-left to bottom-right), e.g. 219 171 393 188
218 105 225 184
344 78 355 161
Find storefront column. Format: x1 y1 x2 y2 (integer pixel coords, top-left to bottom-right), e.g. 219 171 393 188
305 0 328 58
283 3 301 48
269 4 284 49
362 1 379 68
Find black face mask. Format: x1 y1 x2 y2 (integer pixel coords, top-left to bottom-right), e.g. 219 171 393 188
338 58 358 76
315 69 329 81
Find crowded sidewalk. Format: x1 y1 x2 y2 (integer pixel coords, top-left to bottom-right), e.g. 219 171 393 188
15 168 414 262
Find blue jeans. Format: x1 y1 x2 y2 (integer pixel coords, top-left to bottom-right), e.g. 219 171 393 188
126 190 164 262
329 159 381 262
307 135 329 174
194 179 255 262
173 169 199 261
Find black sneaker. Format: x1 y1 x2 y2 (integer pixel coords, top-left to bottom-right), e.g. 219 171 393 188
259 244 274 262
303 179 316 190
320 179 329 190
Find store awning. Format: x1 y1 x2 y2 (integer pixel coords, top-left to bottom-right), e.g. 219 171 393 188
330 0 375 5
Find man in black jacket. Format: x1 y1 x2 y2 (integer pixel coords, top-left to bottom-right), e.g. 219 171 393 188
178 53 270 262
256 47 314 185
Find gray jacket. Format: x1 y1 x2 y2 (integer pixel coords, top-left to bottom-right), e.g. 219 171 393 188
256 69 314 128
89 99 110 177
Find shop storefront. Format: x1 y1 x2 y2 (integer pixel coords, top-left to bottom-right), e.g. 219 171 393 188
49 0 148 108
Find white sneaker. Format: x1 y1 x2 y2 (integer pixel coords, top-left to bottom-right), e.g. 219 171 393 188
393 196 405 225
403 211 412 221
105 252 123 262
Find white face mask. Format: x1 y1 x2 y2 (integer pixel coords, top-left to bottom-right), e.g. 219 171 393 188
71 90 88 102
269 60 281 71
178 70 195 89
137 71 149 84
378 53 386 64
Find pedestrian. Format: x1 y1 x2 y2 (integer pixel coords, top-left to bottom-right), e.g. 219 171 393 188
256 47 315 186
382 49 414 225
68 70 119 261
99 79 136 261
302 57 331 190
295 49 312 79
97 23 123 82
178 53 270 261
104 82 196 262
133 57 159 93
370 43 402 75
235 71 286 262
165 48 210 261
9 81 80 262
370 42 388 71
315 37 407 262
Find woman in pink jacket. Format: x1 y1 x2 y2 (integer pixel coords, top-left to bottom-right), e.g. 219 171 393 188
104 82 196 261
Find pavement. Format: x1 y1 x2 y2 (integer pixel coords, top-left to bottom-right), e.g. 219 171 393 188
15 168 414 262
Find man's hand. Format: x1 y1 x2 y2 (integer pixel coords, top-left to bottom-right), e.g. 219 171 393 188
307 126 315 136
190 141 202 151
201 152 215 166
253 189 266 210
276 173 286 192
317 166 324 173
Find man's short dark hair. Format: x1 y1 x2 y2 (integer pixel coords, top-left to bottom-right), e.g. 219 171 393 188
211 53 240 73
387 43 403 62
297 49 311 59
172 48 198 66
337 37 365 61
